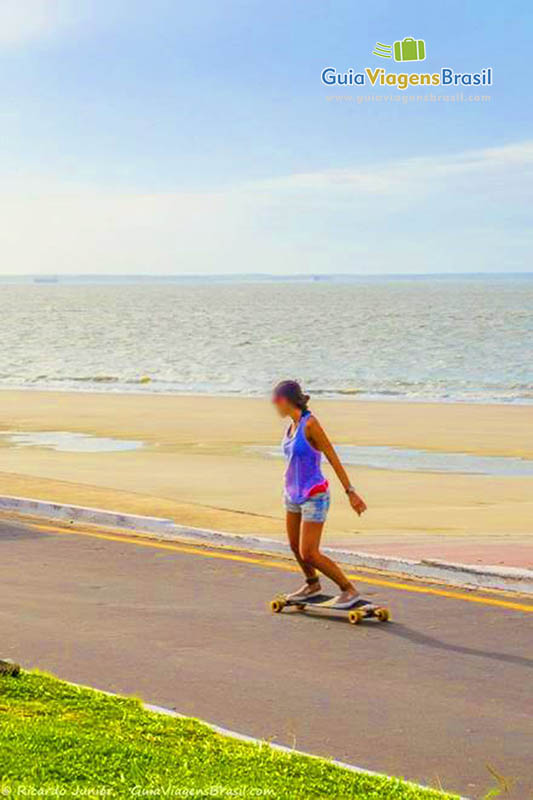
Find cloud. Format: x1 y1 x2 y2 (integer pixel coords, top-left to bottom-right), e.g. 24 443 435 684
0 1 72 45
0 188 248 273
0 0 125 47
0 141 531 275
255 140 533 197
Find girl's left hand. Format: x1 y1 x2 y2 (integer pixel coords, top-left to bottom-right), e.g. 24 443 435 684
349 491 367 516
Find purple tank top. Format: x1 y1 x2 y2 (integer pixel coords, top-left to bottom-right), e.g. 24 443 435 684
282 412 326 504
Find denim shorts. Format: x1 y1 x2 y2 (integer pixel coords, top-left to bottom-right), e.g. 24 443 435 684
284 490 331 522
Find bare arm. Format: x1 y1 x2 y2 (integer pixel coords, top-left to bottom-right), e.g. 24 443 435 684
306 417 367 516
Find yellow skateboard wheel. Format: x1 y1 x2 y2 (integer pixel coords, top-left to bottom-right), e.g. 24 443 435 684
348 610 363 625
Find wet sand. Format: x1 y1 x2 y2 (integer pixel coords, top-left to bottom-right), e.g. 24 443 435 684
0 390 531 567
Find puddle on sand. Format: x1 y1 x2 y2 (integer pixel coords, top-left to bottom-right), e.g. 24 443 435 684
253 444 533 477
0 431 143 453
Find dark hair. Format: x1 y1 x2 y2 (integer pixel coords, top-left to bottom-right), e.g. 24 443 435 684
273 380 310 411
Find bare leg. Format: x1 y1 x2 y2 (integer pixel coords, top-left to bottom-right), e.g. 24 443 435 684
286 511 317 579
300 521 358 598
285 511 321 596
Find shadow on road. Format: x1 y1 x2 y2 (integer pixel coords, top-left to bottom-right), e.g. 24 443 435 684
280 610 533 669
381 622 533 669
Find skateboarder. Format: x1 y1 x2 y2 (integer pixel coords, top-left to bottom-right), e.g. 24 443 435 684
272 380 367 609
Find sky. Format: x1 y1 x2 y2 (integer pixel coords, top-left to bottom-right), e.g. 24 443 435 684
0 0 532 275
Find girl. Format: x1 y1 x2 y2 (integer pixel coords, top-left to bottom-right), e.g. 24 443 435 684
272 380 367 608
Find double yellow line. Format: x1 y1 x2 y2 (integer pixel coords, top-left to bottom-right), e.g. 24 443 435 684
32 521 533 613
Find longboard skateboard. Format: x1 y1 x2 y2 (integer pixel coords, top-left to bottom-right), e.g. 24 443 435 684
270 593 390 625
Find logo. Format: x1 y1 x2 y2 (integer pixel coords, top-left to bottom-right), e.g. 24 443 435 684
321 36 492 91
373 37 426 62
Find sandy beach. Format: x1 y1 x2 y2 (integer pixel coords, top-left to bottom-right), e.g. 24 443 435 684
0 390 531 568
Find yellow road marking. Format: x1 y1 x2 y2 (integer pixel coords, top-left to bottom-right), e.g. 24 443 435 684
30 521 533 613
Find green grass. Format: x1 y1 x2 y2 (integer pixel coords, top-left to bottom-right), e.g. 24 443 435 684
0 671 459 800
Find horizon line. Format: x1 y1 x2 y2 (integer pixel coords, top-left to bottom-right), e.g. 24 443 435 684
1 271 532 280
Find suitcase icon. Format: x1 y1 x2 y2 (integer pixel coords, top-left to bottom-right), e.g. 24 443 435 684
393 37 426 62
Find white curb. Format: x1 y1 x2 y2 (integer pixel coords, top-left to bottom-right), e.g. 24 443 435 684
1 663 466 799
142 701 468 798
144 701 386 776
1 494 532 595
0 495 174 536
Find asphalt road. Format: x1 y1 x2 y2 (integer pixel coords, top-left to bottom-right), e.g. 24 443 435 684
1 514 532 799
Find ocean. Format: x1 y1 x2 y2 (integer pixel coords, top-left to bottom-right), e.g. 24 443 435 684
0 275 531 403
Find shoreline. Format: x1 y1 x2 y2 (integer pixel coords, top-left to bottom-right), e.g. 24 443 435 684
0 389 531 568
0 384 532 408
0 387 531 455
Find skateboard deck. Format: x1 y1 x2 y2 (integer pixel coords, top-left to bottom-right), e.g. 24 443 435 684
270 593 390 624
